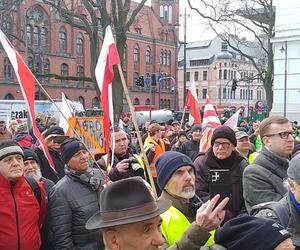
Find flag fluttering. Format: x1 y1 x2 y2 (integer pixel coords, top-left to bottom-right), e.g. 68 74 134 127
95 25 120 155
186 81 201 125
224 109 241 129
0 29 55 171
199 97 221 153
59 93 74 136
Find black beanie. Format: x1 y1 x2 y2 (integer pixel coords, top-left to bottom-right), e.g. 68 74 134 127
215 215 291 250
156 151 195 190
61 138 87 164
191 125 202 133
211 125 237 147
23 148 39 164
0 140 23 161
44 126 65 138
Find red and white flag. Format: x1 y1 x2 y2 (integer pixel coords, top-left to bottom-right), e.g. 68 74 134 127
95 25 120 155
186 81 201 125
59 93 74 136
0 29 55 171
202 97 221 129
224 109 241 129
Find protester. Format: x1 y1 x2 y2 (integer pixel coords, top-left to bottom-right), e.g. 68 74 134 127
235 130 258 163
179 125 201 160
0 140 46 250
14 124 34 149
214 215 295 250
49 138 105 249
8 119 19 136
35 125 67 183
171 131 188 151
248 120 262 151
194 125 248 222
86 177 172 250
243 116 294 212
168 120 181 146
0 118 12 140
252 154 300 248
97 126 145 181
156 151 229 249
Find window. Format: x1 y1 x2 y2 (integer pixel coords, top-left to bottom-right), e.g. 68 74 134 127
33 26 40 47
167 51 171 66
160 5 164 18
202 88 207 99
26 25 32 45
146 47 151 64
43 59 50 82
223 69 227 80
4 57 13 79
145 98 150 105
133 45 139 63
203 71 208 81
186 72 190 82
61 63 69 84
221 42 228 51
92 97 100 109
4 93 14 100
134 98 140 105
59 27 67 51
160 50 164 64
168 6 172 24
219 69 222 80
40 27 47 47
164 6 168 21
2 15 12 35
194 71 199 81
164 50 168 65
77 66 84 77
222 88 227 99
167 99 171 109
78 96 85 108
76 34 84 55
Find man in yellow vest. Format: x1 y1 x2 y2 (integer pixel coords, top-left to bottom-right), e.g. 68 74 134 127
97 127 145 181
155 151 229 249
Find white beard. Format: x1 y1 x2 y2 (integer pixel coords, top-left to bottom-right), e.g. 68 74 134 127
26 168 42 182
180 187 195 199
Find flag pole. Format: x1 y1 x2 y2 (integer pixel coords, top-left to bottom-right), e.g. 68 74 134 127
117 64 158 199
180 106 186 130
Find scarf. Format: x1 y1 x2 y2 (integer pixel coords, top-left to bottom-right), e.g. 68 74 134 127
65 166 101 191
289 191 300 215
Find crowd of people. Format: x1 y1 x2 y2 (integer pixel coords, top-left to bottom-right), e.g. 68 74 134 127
0 114 300 250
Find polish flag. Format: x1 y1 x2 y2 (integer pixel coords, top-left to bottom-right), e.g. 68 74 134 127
59 93 74 135
186 81 201 125
95 25 120 155
0 29 55 171
202 97 221 129
224 109 241 129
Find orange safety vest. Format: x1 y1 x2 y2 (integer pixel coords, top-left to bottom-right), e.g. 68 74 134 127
144 137 166 178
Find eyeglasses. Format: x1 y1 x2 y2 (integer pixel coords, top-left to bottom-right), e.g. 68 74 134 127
213 141 231 149
264 131 293 139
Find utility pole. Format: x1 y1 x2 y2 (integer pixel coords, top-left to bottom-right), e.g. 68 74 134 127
183 7 187 108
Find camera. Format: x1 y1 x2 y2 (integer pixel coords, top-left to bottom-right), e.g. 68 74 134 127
128 157 142 171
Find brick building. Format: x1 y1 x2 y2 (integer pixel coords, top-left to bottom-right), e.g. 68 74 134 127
0 0 179 110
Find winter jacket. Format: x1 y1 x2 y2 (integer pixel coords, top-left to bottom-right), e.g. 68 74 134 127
35 147 65 183
158 191 211 250
254 194 300 248
49 168 105 250
194 149 248 221
179 139 200 160
243 146 289 212
0 174 46 250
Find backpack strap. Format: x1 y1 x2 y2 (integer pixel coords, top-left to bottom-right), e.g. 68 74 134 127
24 176 41 206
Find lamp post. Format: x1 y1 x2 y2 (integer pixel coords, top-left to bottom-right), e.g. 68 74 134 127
280 41 288 117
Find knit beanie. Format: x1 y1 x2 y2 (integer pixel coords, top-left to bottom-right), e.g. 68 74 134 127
23 148 39 164
155 151 195 190
191 125 202 133
211 125 237 147
44 126 65 138
0 140 24 161
215 215 291 250
61 138 87 164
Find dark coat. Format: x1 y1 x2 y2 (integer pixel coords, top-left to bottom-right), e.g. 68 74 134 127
193 149 248 221
243 146 289 212
49 169 105 250
35 148 65 183
179 139 200 160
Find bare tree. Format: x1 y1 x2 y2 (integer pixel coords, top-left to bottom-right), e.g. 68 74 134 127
42 0 147 118
187 0 274 111
0 0 23 13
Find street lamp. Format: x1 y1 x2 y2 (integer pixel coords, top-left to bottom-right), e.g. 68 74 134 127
280 41 288 117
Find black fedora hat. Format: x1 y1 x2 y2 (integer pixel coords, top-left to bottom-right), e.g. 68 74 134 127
86 177 171 230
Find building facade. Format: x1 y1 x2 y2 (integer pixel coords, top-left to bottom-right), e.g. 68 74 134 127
270 1 300 121
177 36 266 118
0 0 179 110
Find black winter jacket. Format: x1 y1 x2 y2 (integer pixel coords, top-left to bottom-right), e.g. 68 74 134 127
179 140 200 160
49 168 105 250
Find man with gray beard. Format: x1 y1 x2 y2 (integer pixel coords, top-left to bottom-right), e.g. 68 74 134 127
155 151 229 249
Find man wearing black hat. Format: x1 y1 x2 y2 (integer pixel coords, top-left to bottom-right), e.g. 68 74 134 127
49 138 105 250
86 177 172 250
0 140 46 250
179 125 201 160
35 125 67 183
194 125 248 222
156 151 229 249
253 154 300 248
